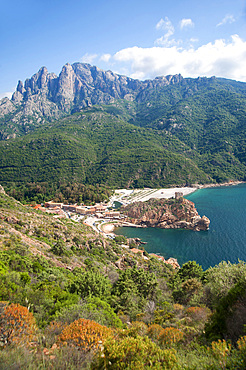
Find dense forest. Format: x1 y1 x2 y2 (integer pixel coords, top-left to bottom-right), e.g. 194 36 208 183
1 189 246 368
5 182 112 205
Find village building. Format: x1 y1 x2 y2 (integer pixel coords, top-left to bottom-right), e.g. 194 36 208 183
75 206 88 215
84 207 96 215
44 201 63 209
94 204 108 212
104 211 121 218
62 204 77 212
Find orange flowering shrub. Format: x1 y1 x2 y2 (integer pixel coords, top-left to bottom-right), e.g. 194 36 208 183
236 336 246 368
237 336 246 352
0 303 37 346
57 318 112 351
147 323 163 341
209 339 231 368
158 327 184 347
186 306 211 322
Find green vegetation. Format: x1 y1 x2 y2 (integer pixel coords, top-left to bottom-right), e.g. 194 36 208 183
2 75 246 193
0 108 214 190
4 182 112 205
1 190 246 368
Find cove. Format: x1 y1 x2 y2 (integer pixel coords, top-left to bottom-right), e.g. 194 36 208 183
114 183 246 270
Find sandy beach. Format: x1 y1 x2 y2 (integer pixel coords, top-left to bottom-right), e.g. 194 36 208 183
113 186 197 205
138 187 197 202
101 223 115 233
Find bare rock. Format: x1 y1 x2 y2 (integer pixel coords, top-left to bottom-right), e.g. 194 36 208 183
122 198 210 231
0 98 16 117
0 62 184 139
0 185 5 194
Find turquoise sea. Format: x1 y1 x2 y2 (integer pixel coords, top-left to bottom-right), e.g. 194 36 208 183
114 183 246 270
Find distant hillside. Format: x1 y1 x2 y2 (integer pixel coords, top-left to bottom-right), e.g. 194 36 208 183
0 108 213 189
0 105 245 190
0 63 246 188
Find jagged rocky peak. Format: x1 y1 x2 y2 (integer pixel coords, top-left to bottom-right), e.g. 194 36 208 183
0 62 185 136
12 66 58 103
24 66 57 96
0 97 15 117
154 73 183 84
9 63 184 108
57 64 76 95
16 80 25 94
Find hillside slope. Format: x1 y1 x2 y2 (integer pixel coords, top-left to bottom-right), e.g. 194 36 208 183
0 63 246 187
1 106 245 188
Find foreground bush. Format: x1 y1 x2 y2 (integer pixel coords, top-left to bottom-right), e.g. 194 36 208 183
93 335 177 369
0 302 37 347
158 327 184 348
147 323 163 342
57 318 112 351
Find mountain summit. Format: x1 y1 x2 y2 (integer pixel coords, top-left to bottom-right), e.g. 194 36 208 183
0 63 183 139
0 62 246 187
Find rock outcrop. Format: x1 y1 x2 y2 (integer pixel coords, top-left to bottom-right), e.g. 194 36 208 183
0 62 183 139
121 197 210 231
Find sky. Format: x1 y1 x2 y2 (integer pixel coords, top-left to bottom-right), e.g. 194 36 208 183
1 0 246 99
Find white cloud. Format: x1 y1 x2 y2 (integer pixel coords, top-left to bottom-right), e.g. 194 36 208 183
81 53 98 64
190 38 199 43
113 35 246 82
155 17 175 46
217 14 235 27
180 18 194 30
0 91 13 100
100 53 111 62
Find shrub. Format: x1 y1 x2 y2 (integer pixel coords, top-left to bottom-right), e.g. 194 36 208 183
186 306 211 323
0 302 37 346
55 298 123 328
127 321 148 337
209 339 231 369
57 318 112 351
147 323 163 342
93 335 177 369
158 327 184 348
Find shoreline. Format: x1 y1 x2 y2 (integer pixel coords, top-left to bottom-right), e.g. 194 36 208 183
196 180 245 189
112 181 245 207
109 181 246 267
104 181 245 234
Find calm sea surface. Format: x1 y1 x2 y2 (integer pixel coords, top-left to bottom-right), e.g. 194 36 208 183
114 184 246 270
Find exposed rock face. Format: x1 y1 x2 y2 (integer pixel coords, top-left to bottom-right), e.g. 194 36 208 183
121 197 210 231
0 62 183 139
0 185 5 194
0 98 15 117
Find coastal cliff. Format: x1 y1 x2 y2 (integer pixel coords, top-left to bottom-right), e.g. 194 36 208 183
121 197 210 231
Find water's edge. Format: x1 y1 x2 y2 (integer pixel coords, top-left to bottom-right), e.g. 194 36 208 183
115 184 246 269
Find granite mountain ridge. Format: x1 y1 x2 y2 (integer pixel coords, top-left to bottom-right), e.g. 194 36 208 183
0 63 183 139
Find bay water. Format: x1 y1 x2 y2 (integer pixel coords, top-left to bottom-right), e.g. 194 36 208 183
114 183 246 270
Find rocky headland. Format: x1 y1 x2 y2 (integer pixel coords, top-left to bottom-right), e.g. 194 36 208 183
120 196 210 231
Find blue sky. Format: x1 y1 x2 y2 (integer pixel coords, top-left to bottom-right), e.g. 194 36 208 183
1 0 246 98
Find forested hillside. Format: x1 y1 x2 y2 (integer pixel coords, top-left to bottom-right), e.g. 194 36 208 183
0 104 245 193
1 188 246 368
0 64 246 191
